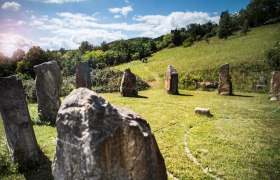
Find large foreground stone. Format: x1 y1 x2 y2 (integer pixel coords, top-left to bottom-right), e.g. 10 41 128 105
165 65 178 94
218 63 233 95
52 88 167 180
34 60 62 124
76 61 91 89
0 76 39 168
270 71 280 101
120 68 138 97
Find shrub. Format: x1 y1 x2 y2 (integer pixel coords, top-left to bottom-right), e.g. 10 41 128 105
91 68 150 93
168 43 175 48
265 42 280 71
182 40 193 48
60 76 75 97
179 73 202 90
0 139 19 176
22 79 37 103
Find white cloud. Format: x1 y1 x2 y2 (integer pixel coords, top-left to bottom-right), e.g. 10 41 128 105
108 6 133 18
17 20 26 26
134 11 220 37
124 0 129 4
28 0 86 4
0 34 35 56
1 1 21 11
29 11 219 50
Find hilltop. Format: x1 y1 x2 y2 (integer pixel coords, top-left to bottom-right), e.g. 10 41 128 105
114 23 280 92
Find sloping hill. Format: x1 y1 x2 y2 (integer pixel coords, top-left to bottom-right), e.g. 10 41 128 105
114 23 280 92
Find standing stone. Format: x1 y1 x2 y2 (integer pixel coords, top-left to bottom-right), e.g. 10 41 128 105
120 68 138 97
52 88 167 180
34 60 62 124
270 71 280 101
218 63 233 95
256 76 267 90
165 65 178 94
76 61 91 89
0 76 39 168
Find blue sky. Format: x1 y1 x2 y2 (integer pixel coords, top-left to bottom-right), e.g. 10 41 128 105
0 0 250 56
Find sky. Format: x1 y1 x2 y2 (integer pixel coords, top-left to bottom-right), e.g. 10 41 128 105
0 0 250 57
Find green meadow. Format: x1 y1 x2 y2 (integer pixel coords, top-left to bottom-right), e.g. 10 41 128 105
0 23 280 179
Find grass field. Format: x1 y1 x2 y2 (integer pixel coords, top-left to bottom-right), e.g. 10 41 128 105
1 89 279 179
114 23 280 91
1 24 280 179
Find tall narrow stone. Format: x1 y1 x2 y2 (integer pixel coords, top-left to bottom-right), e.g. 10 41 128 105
34 60 62 124
120 68 138 97
218 63 233 95
52 88 167 180
165 65 178 94
270 71 280 101
0 76 39 168
76 61 91 89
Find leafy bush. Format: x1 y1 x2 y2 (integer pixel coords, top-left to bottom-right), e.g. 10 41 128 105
60 76 75 97
22 79 37 103
179 73 202 90
182 40 193 48
91 68 149 93
265 42 280 71
0 139 19 176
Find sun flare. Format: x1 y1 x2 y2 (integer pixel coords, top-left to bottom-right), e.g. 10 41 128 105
0 43 17 57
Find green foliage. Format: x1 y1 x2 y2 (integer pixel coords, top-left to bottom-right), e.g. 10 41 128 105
246 0 279 27
78 41 93 54
60 76 75 97
182 39 194 48
179 73 202 89
167 43 175 48
0 139 19 177
163 34 174 47
265 41 280 71
21 79 37 103
91 68 149 93
218 11 233 39
60 50 81 76
16 46 49 79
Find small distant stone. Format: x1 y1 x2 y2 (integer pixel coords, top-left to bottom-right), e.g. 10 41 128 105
270 97 278 101
195 107 212 117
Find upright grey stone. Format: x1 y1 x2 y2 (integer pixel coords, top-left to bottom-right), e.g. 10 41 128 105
256 76 267 90
120 68 138 97
52 88 167 180
270 71 280 101
0 76 39 168
76 61 91 89
164 65 178 94
34 60 62 124
218 63 233 95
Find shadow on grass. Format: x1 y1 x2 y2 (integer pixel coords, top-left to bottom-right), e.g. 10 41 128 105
23 149 53 180
233 94 254 98
173 93 193 96
122 95 149 99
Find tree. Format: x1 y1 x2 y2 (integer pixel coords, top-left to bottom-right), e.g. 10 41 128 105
218 11 233 39
16 46 49 78
78 41 93 54
11 49 25 62
246 0 279 27
265 41 280 71
100 41 109 52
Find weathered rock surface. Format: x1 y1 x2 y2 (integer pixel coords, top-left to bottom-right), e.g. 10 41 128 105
256 76 267 90
52 88 167 180
270 71 280 101
0 76 39 168
76 61 91 89
218 63 233 95
194 107 212 117
165 65 178 94
120 68 138 97
34 60 62 124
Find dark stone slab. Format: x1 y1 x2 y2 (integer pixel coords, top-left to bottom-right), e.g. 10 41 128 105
165 65 178 94
0 76 39 168
120 68 138 97
218 63 233 95
34 60 62 124
76 61 91 89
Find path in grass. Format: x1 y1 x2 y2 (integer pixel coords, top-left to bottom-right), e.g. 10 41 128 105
184 126 221 180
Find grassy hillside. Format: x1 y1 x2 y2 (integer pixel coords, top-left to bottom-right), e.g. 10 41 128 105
114 23 280 92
